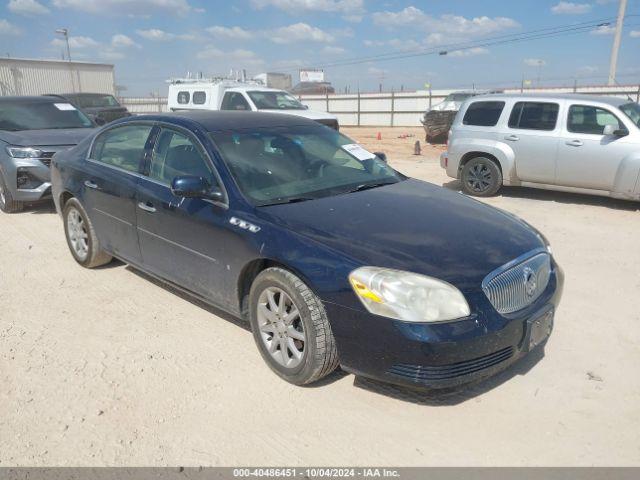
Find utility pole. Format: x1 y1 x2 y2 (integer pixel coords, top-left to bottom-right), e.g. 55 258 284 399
55 28 71 62
608 0 627 86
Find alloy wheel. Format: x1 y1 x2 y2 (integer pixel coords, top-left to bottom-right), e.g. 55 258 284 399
67 207 89 260
466 162 493 193
257 287 306 369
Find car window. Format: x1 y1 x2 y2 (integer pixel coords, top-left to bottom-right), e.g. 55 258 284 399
221 92 251 111
247 91 306 110
567 105 622 135
149 129 213 185
91 124 153 173
508 102 559 131
177 91 190 104
462 101 505 127
193 91 206 105
620 102 640 128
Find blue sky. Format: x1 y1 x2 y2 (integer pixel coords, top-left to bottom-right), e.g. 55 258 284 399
1 0 639 95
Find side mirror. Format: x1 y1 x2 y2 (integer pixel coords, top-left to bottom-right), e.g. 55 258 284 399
603 124 628 137
171 175 224 201
88 114 106 126
374 152 387 163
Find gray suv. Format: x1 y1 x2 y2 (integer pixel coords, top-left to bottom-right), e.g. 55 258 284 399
441 94 640 201
0 96 96 213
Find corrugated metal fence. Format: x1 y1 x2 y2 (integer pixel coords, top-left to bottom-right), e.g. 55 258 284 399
120 84 640 127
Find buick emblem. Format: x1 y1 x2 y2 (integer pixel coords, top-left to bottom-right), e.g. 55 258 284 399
523 267 537 297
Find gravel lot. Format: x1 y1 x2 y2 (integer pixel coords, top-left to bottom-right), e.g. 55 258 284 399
1 126 639 466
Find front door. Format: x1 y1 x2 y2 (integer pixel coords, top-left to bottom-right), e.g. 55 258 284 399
556 104 631 191
136 127 234 308
83 123 155 263
505 101 562 184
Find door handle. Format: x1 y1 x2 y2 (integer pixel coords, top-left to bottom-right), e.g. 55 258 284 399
84 180 98 189
566 140 583 147
138 202 156 213
504 134 519 142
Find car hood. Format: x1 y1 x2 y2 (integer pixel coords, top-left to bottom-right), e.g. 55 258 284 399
260 109 337 121
0 128 96 147
260 179 544 290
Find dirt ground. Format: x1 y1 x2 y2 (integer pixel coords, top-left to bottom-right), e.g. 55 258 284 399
1 126 639 466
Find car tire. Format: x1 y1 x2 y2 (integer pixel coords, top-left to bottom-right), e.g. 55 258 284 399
249 267 339 385
0 171 24 214
460 156 502 197
63 197 112 268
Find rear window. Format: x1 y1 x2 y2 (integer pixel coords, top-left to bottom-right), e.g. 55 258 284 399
462 101 505 127
193 91 206 105
177 91 190 104
508 102 559 131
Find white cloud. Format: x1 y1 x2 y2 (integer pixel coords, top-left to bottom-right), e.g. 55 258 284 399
269 22 335 44
111 34 140 48
51 35 100 48
0 18 21 35
252 0 364 14
367 66 387 76
207 26 254 40
8 0 50 15
52 0 193 16
322 45 346 54
196 48 264 66
372 7 519 39
136 28 195 41
551 2 592 14
591 24 615 35
630 30 640 38
449 47 489 57
524 58 546 66
578 65 599 74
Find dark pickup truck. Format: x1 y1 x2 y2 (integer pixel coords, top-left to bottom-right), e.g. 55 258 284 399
47 93 131 126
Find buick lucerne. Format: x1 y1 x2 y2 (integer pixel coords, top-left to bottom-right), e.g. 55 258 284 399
51 111 563 389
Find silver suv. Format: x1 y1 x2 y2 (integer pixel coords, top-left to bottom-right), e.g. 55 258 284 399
441 93 640 201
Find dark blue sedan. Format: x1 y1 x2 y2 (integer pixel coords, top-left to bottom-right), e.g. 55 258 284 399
51 111 563 389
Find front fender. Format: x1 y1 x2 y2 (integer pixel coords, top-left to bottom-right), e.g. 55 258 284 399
613 153 640 199
451 139 517 185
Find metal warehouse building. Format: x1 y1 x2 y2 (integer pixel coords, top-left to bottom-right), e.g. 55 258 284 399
0 57 116 97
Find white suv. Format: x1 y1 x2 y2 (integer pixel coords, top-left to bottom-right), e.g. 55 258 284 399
441 93 640 201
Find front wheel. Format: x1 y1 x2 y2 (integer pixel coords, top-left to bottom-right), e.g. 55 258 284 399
249 267 339 385
63 198 112 268
0 171 24 213
460 157 502 197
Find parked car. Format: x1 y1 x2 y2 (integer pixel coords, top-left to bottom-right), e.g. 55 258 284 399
167 78 339 130
51 111 562 390
47 93 131 126
441 93 640 200
0 96 96 213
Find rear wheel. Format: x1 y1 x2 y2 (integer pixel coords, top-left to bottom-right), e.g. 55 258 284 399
460 156 502 197
0 171 24 213
249 267 339 385
63 197 112 268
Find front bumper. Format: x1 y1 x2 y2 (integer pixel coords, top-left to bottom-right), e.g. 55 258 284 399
325 263 563 390
1 157 52 202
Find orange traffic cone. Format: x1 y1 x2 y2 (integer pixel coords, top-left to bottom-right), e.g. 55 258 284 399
376 132 382 140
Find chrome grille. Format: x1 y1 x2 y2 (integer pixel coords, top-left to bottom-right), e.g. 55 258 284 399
482 251 551 314
38 151 55 167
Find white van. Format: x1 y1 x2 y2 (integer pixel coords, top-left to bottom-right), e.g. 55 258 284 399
167 79 339 130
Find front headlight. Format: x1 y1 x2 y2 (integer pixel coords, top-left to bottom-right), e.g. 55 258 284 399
349 267 470 323
6 147 43 159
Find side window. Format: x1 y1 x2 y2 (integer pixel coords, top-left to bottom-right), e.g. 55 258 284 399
462 101 505 127
508 102 559 131
193 91 206 105
91 124 153 173
568 105 622 135
177 91 190 104
221 92 251 111
149 129 213 186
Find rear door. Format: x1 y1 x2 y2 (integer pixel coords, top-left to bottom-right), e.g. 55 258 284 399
136 126 235 307
556 104 631 190
83 123 155 263
504 100 562 184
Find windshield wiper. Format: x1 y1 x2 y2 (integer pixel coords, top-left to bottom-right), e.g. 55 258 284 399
259 196 315 206
346 181 398 193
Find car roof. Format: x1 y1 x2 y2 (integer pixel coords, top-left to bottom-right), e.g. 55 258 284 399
0 95 64 104
472 92 631 107
118 110 319 132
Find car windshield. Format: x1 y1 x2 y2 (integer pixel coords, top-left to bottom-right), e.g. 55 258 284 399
210 125 404 206
0 101 94 131
72 94 120 108
247 91 306 110
620 102 640 128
